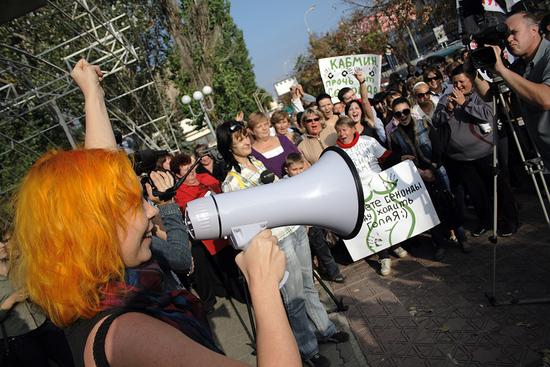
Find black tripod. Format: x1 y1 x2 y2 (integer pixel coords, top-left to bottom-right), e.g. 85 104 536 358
485 77 550 306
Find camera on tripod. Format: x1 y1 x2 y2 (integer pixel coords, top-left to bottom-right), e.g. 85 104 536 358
467 23 510 70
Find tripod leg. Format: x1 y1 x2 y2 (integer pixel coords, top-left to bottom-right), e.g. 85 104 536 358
239 270 257 351
313 270 348 312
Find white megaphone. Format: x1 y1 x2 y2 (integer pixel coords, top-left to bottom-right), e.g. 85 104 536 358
185 146 364 251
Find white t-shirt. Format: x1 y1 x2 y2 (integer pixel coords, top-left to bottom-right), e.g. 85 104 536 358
341 135 386 183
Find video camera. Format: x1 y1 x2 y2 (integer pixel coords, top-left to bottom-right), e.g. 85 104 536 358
467 23 510 70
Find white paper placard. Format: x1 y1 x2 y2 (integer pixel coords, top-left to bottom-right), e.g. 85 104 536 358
344 160 440 261
318 54 382 103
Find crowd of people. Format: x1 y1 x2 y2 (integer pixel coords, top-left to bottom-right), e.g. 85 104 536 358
1 9 549 367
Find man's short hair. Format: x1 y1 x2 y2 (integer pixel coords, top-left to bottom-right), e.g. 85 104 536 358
391 97 410 109
335 116 355 129
337 87 353 102
510 11 539 27
170 153 192 175
316 93 332 105
284 152 305 168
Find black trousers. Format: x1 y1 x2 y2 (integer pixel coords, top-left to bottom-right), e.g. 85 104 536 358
0 320 74 367
445 154 518 229
307 227 340 278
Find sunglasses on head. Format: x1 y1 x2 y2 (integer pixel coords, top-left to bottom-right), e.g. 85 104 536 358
229 121 245 132
416 92 430 98
393 109 411 119
426 76 441 82
305 117 321 123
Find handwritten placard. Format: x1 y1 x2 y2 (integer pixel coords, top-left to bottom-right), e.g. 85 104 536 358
318 54 382 102
344 160 440 261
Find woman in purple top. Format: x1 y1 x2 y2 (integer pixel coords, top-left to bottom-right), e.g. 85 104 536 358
248 111 299 178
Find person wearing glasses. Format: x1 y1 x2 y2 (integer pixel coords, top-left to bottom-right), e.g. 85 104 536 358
411 82 440 122
388 97 471 259
423 66 446 98
216 120 349 367
297 108 337 165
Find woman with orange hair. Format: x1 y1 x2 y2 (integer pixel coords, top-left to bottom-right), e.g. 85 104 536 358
11 60 300 367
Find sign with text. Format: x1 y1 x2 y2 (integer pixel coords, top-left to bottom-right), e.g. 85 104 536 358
273 77 298 96
318 54 382 103
344 160 440 261
433 25 448 44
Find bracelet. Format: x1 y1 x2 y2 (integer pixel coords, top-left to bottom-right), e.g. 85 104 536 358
359 80 366 85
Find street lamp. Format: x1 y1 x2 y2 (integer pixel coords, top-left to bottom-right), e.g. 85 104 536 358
181 85 216 140
304 4 316 35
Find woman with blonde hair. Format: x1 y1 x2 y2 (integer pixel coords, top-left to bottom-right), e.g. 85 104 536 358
11 60 300 367
297 108 337 165
248 111 300 178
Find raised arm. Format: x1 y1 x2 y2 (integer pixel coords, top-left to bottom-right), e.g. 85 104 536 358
354 70 375 127
70 59 117 149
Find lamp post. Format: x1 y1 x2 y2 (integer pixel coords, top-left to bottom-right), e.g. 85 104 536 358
181 85 216 141
304 4 316 36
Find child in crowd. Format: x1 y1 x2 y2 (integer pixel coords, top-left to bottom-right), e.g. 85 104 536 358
334 116 407 276
283 153 345 283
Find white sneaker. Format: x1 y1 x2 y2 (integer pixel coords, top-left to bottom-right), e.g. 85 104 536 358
380 258 392 276
393 246 408 258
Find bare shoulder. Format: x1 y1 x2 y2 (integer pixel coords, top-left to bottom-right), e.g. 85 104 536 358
84 312 246 367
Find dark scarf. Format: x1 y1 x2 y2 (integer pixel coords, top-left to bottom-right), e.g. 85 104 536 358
100 260 222 354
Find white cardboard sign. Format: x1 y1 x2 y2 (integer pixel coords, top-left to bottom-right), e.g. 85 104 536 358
344 160 440 261
318 54 382 103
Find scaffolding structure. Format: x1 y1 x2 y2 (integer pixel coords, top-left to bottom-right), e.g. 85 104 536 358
0 0 180 208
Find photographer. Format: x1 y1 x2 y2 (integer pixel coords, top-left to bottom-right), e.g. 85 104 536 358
473 11 550 169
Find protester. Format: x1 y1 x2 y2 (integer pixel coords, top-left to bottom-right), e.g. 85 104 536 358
345 100 384 143
411 81 439 122
316 93 338 128
170 153 244 313
217 120 349 367
249 111 300 178
387 97 470 257
297 108 337 165
193 143 226 182
433 65 518 237
271 110 302 145
283 153 345 283
423 66 445 97
12 59 301 367
334 116 404 275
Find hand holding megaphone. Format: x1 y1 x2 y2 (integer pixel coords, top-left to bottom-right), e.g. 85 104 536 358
235 229 286 290
185 147 365 288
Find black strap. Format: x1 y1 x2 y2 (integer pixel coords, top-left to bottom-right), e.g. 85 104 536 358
92 309 131 367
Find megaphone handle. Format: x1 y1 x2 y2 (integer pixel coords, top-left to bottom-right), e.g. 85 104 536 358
230 223 288 288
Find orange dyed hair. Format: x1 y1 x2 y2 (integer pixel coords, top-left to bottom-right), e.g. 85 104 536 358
12 149 143 327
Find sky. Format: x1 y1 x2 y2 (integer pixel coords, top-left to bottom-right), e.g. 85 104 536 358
230 1 350 96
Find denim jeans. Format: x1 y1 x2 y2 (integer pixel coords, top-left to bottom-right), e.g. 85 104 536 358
278 226 337 359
